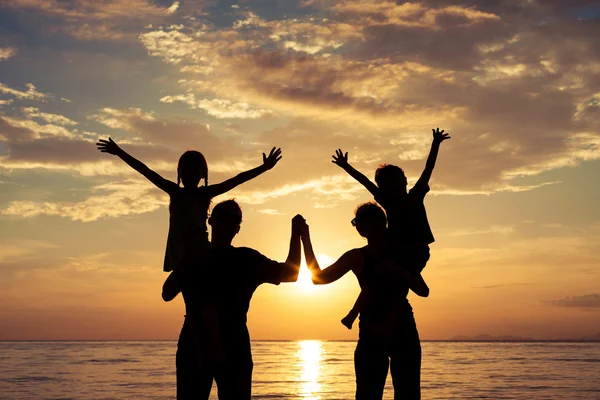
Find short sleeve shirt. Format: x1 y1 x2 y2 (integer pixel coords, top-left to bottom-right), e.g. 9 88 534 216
375 181 434 246
182 245 285 352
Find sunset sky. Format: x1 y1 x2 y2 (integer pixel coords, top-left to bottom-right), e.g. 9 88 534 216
1 0 599 341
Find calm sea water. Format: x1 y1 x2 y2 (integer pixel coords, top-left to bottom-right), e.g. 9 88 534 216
0 341 598 399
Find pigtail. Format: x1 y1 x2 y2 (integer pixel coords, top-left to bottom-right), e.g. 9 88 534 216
204 173 208 187
177 173 181 186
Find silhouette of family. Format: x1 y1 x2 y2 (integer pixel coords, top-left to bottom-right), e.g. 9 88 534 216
96 127 450 400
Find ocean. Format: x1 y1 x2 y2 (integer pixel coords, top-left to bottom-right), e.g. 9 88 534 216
0 341 598 399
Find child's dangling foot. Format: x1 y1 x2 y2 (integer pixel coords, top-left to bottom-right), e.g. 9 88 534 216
341 309 359 330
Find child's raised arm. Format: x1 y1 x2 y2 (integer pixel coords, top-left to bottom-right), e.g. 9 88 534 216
332 149 379 197
415 128 451 187
207 147 282 197
96 137 178 195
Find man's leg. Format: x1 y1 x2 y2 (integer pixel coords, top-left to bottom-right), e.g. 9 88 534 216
214 353 253 400
389 307 422 400
354 337 390 400
176 324 214 400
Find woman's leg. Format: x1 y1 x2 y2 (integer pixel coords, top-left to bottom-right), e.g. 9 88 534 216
354 337 389 400
389 307 421 400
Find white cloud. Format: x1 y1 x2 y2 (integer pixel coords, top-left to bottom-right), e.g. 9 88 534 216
0 47 17 61
0 179 168 222
0 82 48 100
22 107 78 126
89 107 155 130
167 1 179 14
258 209 284 215
161 93 274 119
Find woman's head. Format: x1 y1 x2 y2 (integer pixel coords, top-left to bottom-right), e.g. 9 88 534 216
352 202 387 238
177 150 208 188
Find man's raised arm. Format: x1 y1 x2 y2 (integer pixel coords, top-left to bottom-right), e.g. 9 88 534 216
278 215 305 282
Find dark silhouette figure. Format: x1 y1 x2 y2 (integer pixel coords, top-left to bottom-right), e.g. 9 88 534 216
301 203 428 400
333 128 450 330
162 200 305 400
96 138 282 372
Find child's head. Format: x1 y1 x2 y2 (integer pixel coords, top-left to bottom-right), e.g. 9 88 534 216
177 150 208 188
352 202 387 239
374 164 407 195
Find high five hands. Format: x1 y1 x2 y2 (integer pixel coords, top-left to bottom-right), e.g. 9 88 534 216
263 147 283 170
433 128 451 144
292 214 309 237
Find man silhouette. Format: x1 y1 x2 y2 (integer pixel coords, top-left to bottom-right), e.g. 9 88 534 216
162 199 305 400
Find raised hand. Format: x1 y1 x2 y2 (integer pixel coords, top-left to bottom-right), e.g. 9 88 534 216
263 147 282 170
432 128 451 144
332 148 349 168
96 137 122 155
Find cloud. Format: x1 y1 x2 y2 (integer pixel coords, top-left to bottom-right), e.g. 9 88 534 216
546 294 600 309
0 47 17 61
22 107 78 126
473 282 532 289
231 174 364 205
0 82 48 100
258 209 284 215
136 1 600 194
88 107 218 149
5 0 181 41
160 93 274 119
0 179 168 222
167 1 179 14
0 240 58 263
0 99 13 106
450 225 515 237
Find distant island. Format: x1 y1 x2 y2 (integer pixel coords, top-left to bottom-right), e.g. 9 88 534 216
448 333 600 342
449 334 535 342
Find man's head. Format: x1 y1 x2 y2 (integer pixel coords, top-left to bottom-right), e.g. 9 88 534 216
352 202 387 239
374 164 407 196
209 199 242 243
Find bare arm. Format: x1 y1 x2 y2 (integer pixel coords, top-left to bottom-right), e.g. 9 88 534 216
301 226 358 284
208 147 282 197
415 128 450 187
161 267 187 301
97 138 177 194
278 215 304 282
332 149 379 197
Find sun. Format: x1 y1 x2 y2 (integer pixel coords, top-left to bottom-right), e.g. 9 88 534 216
297 254 334 292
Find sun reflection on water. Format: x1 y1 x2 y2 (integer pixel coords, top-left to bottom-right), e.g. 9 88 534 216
297 340 323 399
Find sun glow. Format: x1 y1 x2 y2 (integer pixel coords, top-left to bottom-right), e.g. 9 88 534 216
297 254 334 292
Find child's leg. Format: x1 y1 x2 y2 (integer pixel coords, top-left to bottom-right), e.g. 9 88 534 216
342 287 373 329
341 291 362 329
